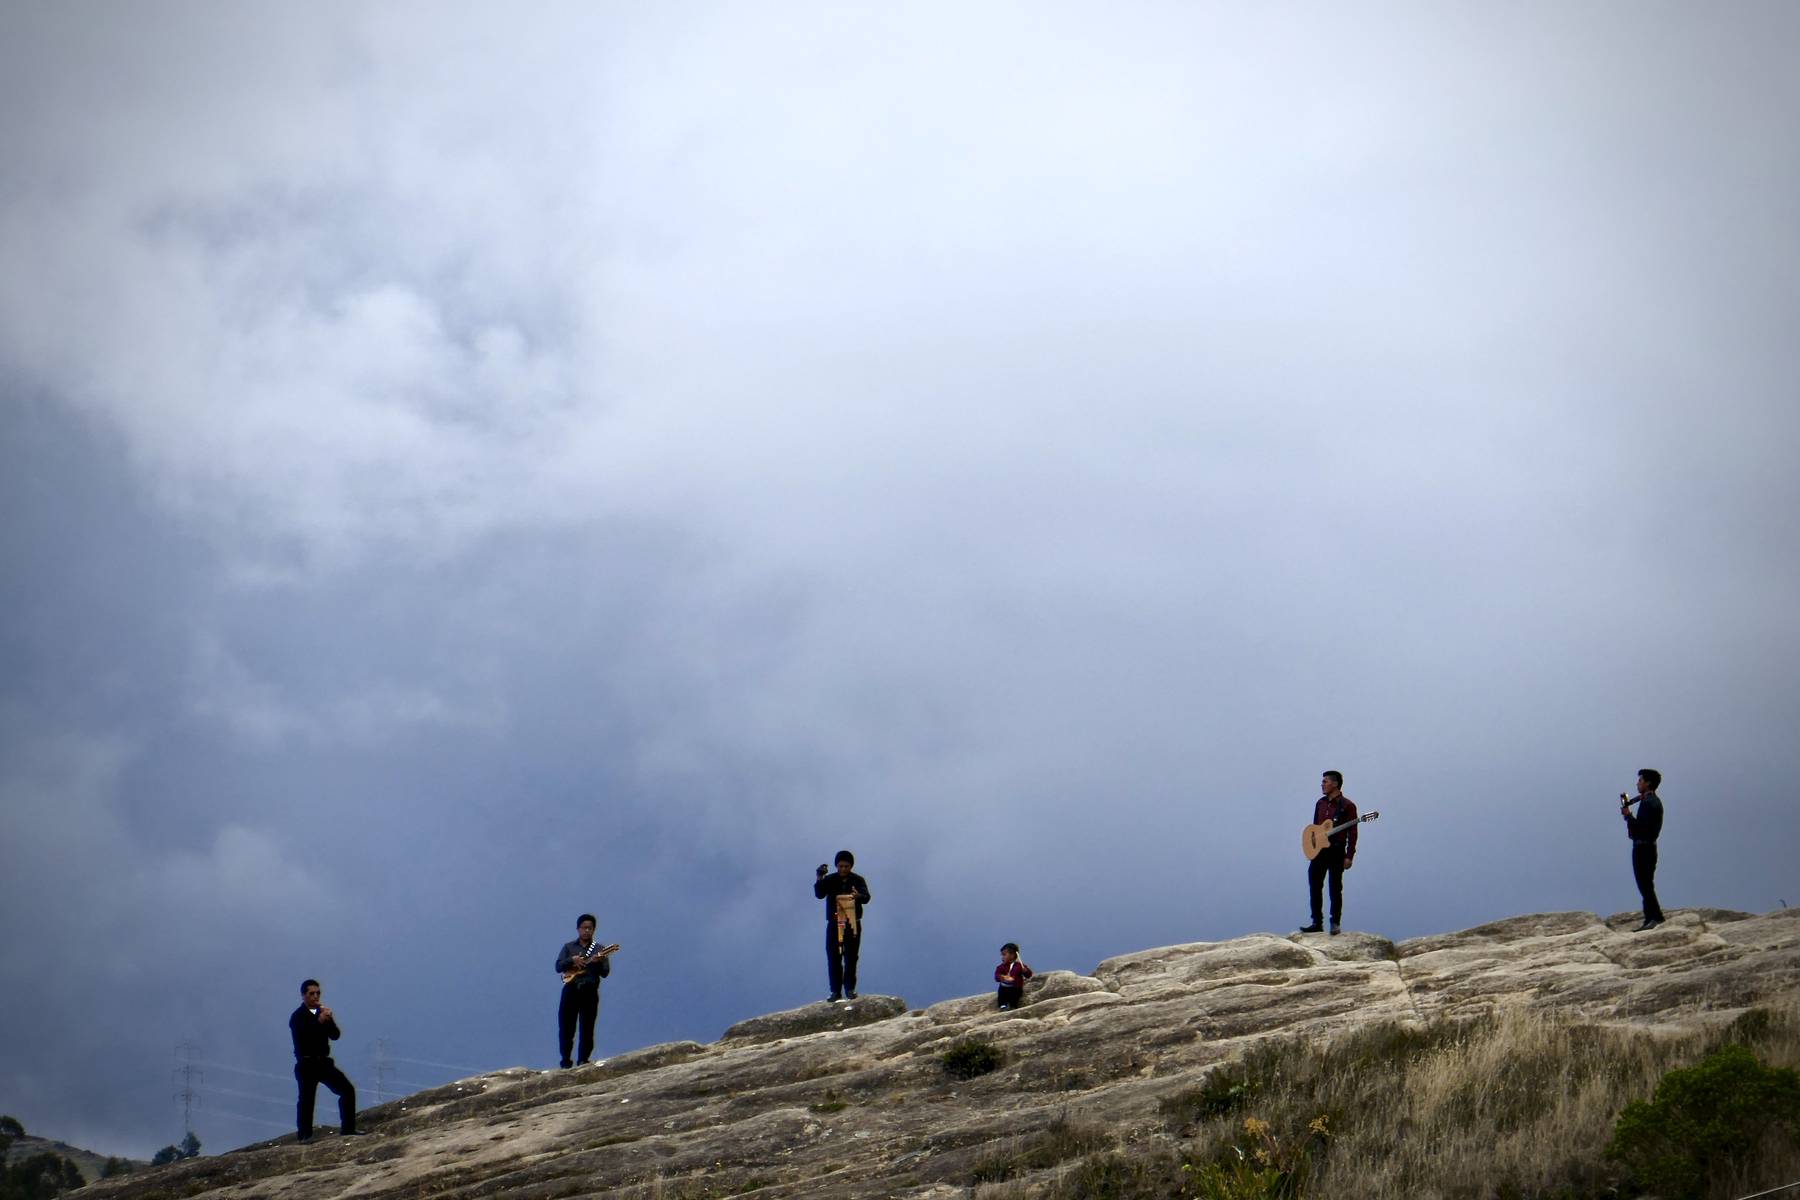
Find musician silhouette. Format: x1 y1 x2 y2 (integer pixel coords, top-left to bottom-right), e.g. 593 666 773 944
1299 771 1358 935
554 913 613 1068
814 851 871 1001
1621 769 1665 931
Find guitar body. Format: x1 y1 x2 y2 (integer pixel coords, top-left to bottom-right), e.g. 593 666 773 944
1301 812 1379 860
1301 821 1337 861
561 943 621 984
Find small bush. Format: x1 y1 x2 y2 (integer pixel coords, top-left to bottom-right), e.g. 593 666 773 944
1606 1042 1800 1200
1181 1113 1331 1199
808 1090 848 1114
1724 1006 1778 1043
941 1037 1005 1080
1163 1067 1263 1127
1046 1150 1190 1199
968 1118 1112 1184
1184 1156 1288 1200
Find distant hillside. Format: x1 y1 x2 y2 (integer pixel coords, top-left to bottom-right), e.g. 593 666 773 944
74 908 1800 1199
4 1132 144 1186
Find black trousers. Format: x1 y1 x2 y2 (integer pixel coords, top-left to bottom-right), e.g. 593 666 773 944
826 923 861 997
1308 846 1346 925
295 1058 355 1138
558 982 599 1066
1632 842 1663 922
997 984 1023 1009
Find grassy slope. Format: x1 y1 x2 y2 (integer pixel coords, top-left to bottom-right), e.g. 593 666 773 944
969 1000 1800 1200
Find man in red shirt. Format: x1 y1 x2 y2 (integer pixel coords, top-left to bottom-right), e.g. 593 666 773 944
1299 771 1357 936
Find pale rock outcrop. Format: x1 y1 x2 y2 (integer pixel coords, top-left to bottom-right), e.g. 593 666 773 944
722 996 910 1044
81 907 1800 1200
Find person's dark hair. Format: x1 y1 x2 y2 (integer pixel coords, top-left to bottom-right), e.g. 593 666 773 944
1001 942 1019 955
576 913 597 929
301 979 320 994
835 850 855 867
1323 770 1343 787
1638 768 1662 791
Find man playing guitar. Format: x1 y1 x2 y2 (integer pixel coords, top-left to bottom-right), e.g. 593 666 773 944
554 913 618 1069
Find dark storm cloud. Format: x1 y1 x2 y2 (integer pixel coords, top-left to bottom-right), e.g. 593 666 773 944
3 2 1799 1157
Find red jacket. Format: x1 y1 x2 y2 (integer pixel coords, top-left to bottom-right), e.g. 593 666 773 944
1312 794 1358 865
995 960 1034 987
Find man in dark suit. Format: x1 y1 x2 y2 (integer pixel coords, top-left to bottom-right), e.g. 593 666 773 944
1622 768 1666 930
814 850 871 1001
289 979 362 1141
554 913 613 1068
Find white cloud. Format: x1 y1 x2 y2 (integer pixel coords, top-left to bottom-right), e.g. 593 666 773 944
7 3 1791 584
187 635 500 748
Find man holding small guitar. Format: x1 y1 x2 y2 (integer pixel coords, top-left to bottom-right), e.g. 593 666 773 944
554 913 619 1069
1299 771 1368 936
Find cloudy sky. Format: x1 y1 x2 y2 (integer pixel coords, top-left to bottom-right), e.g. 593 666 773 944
3 2 1798 1159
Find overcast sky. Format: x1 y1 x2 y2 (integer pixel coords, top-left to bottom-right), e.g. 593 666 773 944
3 2 1798 1160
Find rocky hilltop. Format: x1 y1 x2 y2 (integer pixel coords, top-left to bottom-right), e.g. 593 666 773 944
81 908 1800 1200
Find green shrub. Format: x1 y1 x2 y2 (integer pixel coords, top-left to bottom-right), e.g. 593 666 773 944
967 1117 1112 1184
1606 1043 1800 1200
940 1037 1004 1080
1182 1114 1328 1200
808 1089 847 1114
1045 1151 1188 1199
1163 1067 1263 1127
1183 1156 1288 1200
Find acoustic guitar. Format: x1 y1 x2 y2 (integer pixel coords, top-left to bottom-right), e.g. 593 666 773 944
1302 811 1379 860
561 943 620 984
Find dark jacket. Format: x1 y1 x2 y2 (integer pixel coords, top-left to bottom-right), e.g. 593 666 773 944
1625 792 1664 843
555 939 613 988
814 870 871 923
1312 794 1359 865
289 1005 341 1061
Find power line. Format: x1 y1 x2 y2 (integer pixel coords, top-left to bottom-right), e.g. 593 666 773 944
1731 1182 1800 1200
202 1110 293 1133
193 1059 293 1083
384 1054 487 1075
383 1076 441 1092
201 1086 291 1109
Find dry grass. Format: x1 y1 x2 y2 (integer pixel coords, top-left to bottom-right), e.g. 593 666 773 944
1175 997 1800 1199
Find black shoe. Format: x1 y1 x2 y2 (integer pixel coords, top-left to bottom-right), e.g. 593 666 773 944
846 991 858 1000
1635 918 1664 931
1298 922 1324 934
560 1061 573 1069
341 1130 369 1137
827 994 842 1002
1330 923 1342 936
296 1136 313 1145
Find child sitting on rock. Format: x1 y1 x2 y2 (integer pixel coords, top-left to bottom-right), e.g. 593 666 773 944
995 942 1033 1010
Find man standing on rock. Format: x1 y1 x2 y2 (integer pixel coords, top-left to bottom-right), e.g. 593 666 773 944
1621 769 1665 931
814 850 871 1001
555 913 615 1068
1300 771 1357 936
290 979 363 1142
